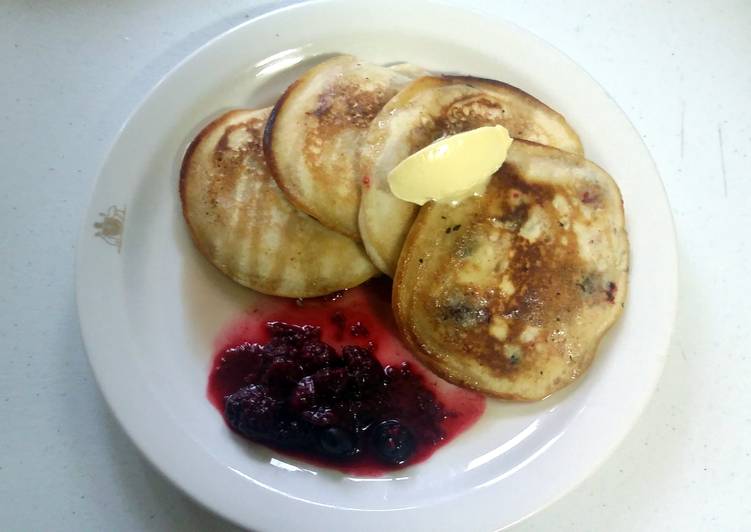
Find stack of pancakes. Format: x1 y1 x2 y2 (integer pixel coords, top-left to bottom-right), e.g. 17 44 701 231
180 55 628 400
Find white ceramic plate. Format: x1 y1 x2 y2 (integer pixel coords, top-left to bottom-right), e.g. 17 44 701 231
76 1 677 530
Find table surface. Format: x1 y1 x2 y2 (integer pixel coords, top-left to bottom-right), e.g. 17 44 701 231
2 0 749 530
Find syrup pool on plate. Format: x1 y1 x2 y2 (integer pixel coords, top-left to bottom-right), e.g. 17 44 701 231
208 278 485 475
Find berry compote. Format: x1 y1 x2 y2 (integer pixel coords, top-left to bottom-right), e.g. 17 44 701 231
208 279 485 475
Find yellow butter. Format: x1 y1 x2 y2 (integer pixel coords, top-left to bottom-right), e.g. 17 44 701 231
387 125 513 205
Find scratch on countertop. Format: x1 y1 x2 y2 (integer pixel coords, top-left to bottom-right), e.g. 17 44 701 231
680 101 685 160
718 125 727 197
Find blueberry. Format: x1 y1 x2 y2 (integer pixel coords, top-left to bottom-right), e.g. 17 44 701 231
318 427 357 458
371 420 415 465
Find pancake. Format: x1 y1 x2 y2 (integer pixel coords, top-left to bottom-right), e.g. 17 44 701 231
180 108 378 298
264 55 414 239
358 75 584 276
393 140 628 400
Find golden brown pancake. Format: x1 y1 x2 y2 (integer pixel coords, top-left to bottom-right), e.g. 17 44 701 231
393 140 628 400
264 55 414 240
180 108 378 297
359 75 583 276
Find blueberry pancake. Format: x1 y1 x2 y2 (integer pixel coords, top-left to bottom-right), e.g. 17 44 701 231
393 140 627 400
359 75 583 276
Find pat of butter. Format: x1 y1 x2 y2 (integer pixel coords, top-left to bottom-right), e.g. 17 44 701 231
387 125 513 205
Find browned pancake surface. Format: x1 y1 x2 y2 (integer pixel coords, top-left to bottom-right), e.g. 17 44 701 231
180 108 377 297
359 75 584 276
265 55 413 239
394 141 628 400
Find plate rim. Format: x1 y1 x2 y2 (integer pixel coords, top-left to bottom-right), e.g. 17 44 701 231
76 0 678 530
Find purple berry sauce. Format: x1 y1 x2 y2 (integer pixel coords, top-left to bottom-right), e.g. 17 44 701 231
208 280 484 476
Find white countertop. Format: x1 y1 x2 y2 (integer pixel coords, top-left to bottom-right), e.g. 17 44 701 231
1 0 749 530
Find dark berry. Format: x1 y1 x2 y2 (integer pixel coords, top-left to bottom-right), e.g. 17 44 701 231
328 399 360 432
312 367 349 399
266 321 321 342
216 342 266 383
262 357 304 397
346 397 381 430
302 405 338 427
225 384 280 437
318 427 357 458
299 340 337 372
288 376 317 412
262 340 292 359
211 316 457 472
271 419 315 449
263 322 321 358
342 345 370 364
371 420 415 465
222 341 264 360
342 345 382 392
